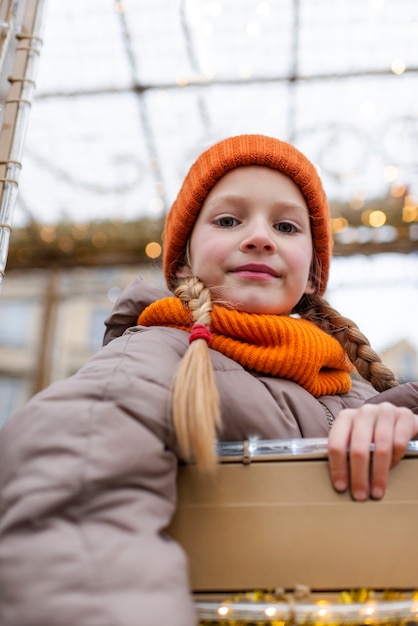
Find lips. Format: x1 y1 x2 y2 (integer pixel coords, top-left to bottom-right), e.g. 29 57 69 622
232 263 280 278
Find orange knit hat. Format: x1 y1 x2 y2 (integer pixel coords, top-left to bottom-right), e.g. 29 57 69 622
163 134 332 295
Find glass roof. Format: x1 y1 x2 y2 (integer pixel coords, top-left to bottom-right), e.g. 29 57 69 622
14 0 418 226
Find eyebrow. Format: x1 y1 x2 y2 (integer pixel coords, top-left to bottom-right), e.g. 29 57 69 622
204 194 243 207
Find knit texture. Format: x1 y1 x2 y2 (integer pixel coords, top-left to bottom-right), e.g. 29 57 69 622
138 299 353 397
163 134 332 295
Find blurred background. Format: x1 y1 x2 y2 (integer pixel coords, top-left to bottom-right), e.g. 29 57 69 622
1 0 417 426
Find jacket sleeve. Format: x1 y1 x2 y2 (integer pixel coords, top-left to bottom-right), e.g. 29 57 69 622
364 381 418 414
103 275 171 345
0 329 196 626
316 378 378 428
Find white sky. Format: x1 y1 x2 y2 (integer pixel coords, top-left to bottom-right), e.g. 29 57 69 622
328 253 418 353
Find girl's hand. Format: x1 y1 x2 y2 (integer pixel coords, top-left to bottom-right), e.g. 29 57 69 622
328 402 418 501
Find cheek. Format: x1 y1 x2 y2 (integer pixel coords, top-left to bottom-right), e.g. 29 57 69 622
190 244 230 287
191 245 223 276
287 243 315 289
287 241 313 271
189 231 225 269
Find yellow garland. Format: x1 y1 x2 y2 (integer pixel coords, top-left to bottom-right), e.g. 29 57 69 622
198 589 418 625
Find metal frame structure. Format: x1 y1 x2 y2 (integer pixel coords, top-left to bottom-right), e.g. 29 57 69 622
0 0 46 284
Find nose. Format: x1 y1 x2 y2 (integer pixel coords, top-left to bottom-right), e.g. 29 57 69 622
239 221 277 253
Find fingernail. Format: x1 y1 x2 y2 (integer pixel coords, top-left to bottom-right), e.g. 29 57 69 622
353 490 368 501
371 487 384 500
334 480 347 492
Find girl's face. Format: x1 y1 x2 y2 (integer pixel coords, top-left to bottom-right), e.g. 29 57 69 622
181 165 315 315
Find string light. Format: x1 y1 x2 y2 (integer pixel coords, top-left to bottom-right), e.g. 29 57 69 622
383 165 399 182
390 183 406 198
264 606 276 617
368 210 387 228
148 197 164 214
405 194 418 207
391 59 406 75
402 195 418 222
72 224 88 241
58 236 74 252
176 75 190 86
39 226 56 243
91 231 108 248
217 605 229 616
360 603 376 616
331 217 349 233
197 592 418 623
145 241 162 259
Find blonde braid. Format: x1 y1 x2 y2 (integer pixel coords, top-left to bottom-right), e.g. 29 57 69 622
296 293 399 392
172 276 221 468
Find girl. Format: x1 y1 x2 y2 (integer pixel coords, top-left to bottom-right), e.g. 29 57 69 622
0 134 417 626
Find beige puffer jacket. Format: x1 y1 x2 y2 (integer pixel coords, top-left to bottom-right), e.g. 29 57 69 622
0 277 384 626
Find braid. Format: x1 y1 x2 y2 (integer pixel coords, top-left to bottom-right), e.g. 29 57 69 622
172 276 221 468
295 293 399 392
175 277 213 326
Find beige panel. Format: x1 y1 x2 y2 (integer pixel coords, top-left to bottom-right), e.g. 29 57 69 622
168 457 418 591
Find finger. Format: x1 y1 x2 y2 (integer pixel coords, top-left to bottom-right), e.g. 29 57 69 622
369 403 396 500
346 406 377 501
368 405 416 499
328 409 355 493
391 407 418 467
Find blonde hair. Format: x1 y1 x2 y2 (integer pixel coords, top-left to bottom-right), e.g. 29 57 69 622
172 276 398 469
173 277 221 468
295 293 398 391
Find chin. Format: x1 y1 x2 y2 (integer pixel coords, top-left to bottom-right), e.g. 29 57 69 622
215 287 290 315
234 301 288 315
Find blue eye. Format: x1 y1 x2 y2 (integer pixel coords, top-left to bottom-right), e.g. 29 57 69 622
215 216 239 227
275 222 297 233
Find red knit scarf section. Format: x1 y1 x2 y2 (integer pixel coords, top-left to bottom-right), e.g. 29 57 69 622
137 298 353 397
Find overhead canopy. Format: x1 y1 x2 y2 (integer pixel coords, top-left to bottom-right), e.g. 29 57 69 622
14 0 418 230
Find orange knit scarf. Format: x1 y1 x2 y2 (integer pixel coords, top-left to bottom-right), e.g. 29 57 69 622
137 298 353 397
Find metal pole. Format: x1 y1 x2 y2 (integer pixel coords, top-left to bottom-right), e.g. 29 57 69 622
0 0 48 285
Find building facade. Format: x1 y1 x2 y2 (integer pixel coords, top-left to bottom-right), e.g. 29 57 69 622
0 264 164 427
